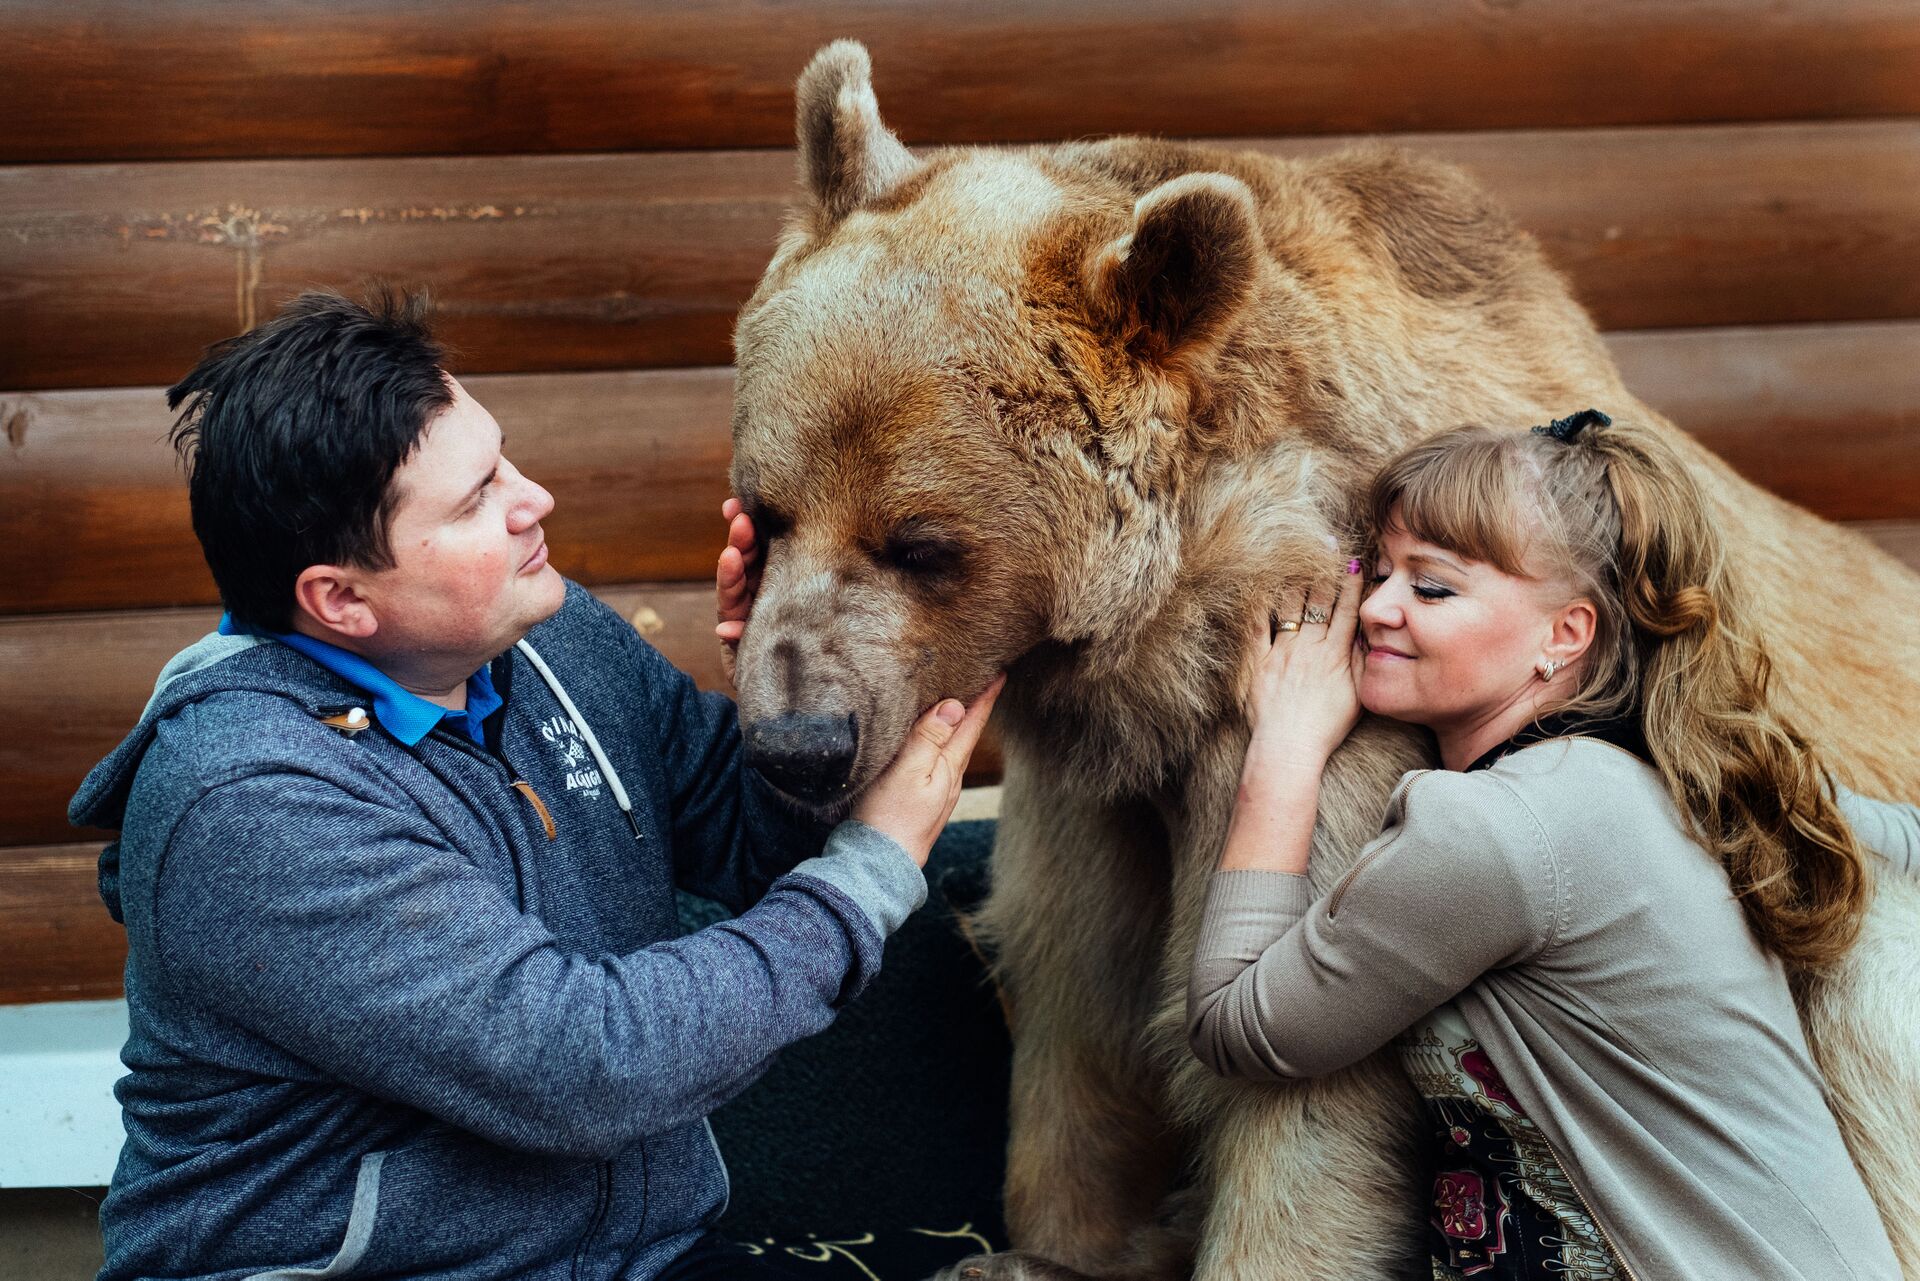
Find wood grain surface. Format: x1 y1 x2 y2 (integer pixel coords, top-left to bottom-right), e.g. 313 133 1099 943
5 121 1917 389
0 843 125 1004
1604 323 1920 527
0 369 737 613
5 0 1918 162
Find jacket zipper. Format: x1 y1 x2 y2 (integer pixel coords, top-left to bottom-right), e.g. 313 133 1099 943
429 728 536 909
1327 777 1425 917
1532 1128 1641 1281
703 1118 731 1218
424 730 619 1275
571 1161 612 1281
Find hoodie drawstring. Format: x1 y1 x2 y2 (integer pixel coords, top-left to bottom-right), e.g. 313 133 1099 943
515 638 644 842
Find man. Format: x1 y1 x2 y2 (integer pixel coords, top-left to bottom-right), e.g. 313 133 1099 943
70 288 999 1281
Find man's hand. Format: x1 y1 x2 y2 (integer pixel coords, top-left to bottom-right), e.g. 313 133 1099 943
716 497 760 687
854 675 1005 867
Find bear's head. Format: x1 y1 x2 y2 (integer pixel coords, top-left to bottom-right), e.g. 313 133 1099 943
728 41 1274 808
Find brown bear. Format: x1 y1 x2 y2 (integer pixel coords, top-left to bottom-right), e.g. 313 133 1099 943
725 40 1920 1280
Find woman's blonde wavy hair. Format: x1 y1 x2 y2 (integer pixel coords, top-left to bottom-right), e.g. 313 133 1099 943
1365 416 1871 969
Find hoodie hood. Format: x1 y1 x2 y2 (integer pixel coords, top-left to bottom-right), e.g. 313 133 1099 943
70 631 364 921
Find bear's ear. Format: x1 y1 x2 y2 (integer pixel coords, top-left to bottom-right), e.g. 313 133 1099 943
1083 173 1263 368
795 40 921 225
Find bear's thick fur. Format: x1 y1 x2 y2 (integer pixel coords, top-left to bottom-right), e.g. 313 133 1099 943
727 41 1920 1279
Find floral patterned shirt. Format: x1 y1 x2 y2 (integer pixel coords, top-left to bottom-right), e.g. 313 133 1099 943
1395 1004 1623 1280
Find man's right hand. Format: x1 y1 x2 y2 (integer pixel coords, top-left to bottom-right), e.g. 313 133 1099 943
854 675 1005 867
715 497 760 687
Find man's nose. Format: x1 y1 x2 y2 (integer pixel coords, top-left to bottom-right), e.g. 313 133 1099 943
527 479 556 522
506 465 555 529
744 713 859 803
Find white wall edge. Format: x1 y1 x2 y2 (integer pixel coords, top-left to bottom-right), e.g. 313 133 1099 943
0 999 129 1188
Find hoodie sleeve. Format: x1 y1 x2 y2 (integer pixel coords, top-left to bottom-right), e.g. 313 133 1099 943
151 771 921 1161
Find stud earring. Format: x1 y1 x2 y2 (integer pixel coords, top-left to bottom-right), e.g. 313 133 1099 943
1538 659 1561 681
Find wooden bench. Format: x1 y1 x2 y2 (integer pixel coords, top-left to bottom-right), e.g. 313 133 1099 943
2 0 1917 1184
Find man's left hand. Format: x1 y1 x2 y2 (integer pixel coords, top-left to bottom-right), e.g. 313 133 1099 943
716 497 761 687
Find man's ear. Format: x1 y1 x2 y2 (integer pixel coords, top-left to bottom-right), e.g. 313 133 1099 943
794 39 921 226
292 565 377 643
1083 173 1263 372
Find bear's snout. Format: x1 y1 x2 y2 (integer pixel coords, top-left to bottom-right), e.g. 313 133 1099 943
744 711 860 803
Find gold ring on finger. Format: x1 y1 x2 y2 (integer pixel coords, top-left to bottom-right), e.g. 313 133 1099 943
1275 619 1303 633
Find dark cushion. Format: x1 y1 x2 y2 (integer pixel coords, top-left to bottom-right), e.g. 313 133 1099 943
676 819 1010 1277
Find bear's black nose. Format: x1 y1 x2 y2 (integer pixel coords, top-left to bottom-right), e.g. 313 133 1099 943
745 713 859 803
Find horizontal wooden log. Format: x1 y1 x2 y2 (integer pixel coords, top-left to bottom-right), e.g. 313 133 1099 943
0 844 123 1004
0 369 738 614
4 0 1918 163
6 321 1916 615
1605 323 1920 526
0 148 775 391
4 121 1917 390
0 583 1005 849
1856 520 1920 572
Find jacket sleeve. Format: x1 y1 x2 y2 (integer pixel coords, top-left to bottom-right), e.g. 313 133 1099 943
1187 771 1561 1081
595 597 836 913
153 773 922 1160
1835 785 1920 879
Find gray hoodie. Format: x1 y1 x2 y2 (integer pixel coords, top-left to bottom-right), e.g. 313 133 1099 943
70 581 925 1281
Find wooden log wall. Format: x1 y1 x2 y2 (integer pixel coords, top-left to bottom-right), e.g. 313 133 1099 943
3 1 1917 1003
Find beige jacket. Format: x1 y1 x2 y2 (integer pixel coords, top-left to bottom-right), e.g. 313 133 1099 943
1189 737 1915 1279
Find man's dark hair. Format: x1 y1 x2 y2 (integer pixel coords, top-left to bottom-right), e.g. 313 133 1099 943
167 287 453 632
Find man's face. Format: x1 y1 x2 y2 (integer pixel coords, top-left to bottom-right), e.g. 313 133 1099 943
353 377 564 667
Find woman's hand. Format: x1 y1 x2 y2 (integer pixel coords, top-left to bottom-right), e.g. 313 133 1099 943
1241 559 1366 774
1216 561 1365 875
715 497 760 687
854 675 1005 867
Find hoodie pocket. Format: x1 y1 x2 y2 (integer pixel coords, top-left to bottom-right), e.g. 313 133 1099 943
244 1150 386 1279
343 1127 598 1278
703 1118 730 1219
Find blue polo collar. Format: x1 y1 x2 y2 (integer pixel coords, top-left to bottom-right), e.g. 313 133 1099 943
218 614 502 747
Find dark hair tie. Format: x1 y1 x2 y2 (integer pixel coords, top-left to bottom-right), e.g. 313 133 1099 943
1531 408 1612 443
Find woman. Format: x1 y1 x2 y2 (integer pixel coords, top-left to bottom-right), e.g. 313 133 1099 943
1187 410 1918 1279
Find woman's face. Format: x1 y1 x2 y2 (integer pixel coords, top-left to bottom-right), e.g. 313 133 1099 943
1357 511 1577 742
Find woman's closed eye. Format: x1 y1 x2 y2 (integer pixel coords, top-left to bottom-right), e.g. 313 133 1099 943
1368 566 1454 601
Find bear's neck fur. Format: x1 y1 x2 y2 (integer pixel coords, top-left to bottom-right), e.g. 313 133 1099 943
989 136 1620 803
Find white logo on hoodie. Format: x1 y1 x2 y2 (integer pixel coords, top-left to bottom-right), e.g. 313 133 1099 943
539 714 603 800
